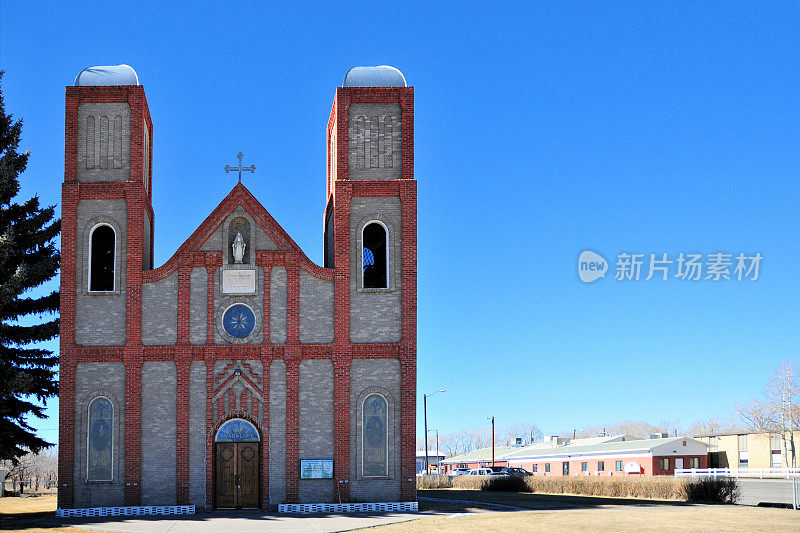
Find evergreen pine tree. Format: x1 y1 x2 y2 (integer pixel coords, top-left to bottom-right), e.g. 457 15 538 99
0 72 61 461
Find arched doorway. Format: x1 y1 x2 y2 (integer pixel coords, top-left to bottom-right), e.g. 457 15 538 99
215 418 260 509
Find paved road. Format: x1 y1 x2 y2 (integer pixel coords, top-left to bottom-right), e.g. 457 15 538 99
736 478 797 507
50 509 427 533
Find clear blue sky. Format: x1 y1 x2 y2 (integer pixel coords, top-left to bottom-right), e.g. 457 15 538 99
2 2 798 446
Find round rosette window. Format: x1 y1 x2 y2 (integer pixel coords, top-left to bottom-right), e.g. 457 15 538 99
222 304 256 338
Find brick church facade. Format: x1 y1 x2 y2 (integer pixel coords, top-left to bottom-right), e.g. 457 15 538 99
57 65 417 510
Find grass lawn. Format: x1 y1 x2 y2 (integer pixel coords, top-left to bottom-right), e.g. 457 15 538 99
370 489 799 532
0 494 114 533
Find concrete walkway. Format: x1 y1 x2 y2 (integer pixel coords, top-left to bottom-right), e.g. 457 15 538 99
60 509 428 532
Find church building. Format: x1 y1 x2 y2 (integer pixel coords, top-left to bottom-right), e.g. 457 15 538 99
57 65 417 511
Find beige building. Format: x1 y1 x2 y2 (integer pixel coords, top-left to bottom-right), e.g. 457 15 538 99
694 431 799 469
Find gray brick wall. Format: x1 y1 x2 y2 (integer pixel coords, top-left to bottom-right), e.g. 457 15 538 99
349 198 402 343
141 272 178 345
73 362 126 508
213 267 264 344
270 267 287 344
75 199 127 346
200 226 222 251
348 103 402 180
269 360 287 505
76 103 131 182
299 270 334 343
298 359 335 502
189 361 207 508
349 359 402 502
141 362 177 505
190 268 208 345
252 219 278 251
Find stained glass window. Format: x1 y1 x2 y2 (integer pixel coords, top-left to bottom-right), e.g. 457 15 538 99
87 397 113 480
362 223 387 289
89 225 115 292
362 393 388 477
215 418 260 442
223 304 256 338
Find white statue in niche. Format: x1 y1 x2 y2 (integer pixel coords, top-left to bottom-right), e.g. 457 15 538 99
232 232 247 264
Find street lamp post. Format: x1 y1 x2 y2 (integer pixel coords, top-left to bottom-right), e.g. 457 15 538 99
486 416 495 466
424 389 446 474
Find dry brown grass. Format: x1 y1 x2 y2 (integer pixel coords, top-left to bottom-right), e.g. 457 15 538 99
0 494 58 518
418 475 720 501
368 505 799 533
0 495 117 532
525 475 688 500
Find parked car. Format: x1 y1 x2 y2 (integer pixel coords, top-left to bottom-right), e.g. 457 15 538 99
500 467 532 477
465 468 495 476
450 468 470 476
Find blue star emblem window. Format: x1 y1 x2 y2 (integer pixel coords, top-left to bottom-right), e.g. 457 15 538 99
223 304 255 338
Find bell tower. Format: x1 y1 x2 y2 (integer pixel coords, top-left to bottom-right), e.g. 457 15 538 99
59 65 154 507
324 66 417 501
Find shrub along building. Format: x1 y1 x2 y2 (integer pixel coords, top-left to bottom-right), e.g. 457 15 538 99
441 435 709 477
57 65 417 511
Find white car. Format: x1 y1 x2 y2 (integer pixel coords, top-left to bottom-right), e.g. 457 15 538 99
465 468 495 476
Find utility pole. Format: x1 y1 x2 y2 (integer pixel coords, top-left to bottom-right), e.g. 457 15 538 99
428 429 439 473
423 389 446 474
486 416 495 466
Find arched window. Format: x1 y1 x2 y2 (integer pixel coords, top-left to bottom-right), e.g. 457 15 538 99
362 222 387 289
362 393 388 477
89 224 115 292
87 397 113 480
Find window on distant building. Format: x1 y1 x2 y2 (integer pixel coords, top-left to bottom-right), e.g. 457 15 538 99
738 435 749 467
659 458 670 471
362 222 388 289
545 463 550 473
532 464 538 473
597 461 605 472
616 460 623 472
581 462 588 472
562 462 569 476
689 457 700 469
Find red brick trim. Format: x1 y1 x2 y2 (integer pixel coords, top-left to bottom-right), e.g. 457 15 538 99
175 356 190 504
177 259 191 344
124 347 143 505
285 358 299 502
56 358 75 508
332 358 350 501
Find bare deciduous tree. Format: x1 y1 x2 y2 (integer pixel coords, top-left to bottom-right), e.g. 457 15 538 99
738 360 799 467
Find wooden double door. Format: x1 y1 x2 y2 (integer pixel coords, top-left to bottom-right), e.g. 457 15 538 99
215 442 259 508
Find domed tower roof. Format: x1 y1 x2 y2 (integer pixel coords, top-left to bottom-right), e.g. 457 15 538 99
342 65 406 87
74 64 139 86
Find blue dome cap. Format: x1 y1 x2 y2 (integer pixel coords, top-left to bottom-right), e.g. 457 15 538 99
342 66 406 87
74 65 139 86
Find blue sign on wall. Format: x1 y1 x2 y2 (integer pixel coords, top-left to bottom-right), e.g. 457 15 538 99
300 459 334 479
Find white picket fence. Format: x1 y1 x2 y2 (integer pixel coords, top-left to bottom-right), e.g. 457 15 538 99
675 467 800 480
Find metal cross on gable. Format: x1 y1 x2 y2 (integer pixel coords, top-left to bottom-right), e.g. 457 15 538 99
225 152 256 183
